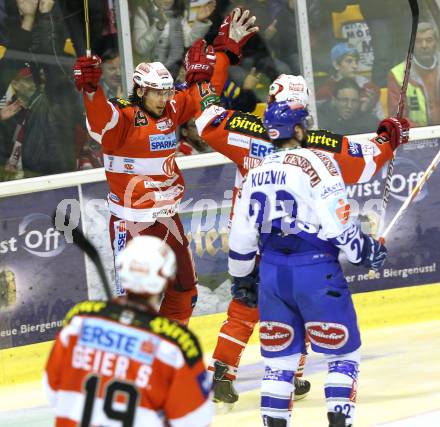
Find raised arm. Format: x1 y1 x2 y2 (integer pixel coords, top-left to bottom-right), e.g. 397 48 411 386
313 117 410 185
173 8 259 125
73 55 126 147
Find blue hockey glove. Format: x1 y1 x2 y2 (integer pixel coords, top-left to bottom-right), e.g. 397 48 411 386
231 266 259 308
354 233 387 271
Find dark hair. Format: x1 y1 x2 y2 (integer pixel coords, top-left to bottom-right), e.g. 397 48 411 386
334 77 361 96
101 48 120 63
128 84 143 107
173 0 186 17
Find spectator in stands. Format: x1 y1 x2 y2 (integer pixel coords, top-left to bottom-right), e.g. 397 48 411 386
132 0 185 77
132 0 215 77
221 77 258 113
388 21 440 127
359 0 411 87
59 0 117 57
0 63 82 180
317 42 382 119
183 0 216 48
100 48 122 99
328 2 375 73
177 118 211 156
265 0 300 74
29 0 68 56
0 1 7 45
318 77 377 135
0 0 38 96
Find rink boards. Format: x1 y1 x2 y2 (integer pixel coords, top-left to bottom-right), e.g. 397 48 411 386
0 128 440 389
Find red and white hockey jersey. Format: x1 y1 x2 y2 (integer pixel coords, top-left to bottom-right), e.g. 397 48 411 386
84 54 229 222
44 300 212 427
195 105 394 198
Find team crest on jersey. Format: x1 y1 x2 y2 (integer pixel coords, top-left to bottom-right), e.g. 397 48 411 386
162 153 176 177
306 129 343 153
134 110 148 127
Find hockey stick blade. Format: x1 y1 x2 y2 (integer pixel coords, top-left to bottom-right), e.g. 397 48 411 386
52 210 112 300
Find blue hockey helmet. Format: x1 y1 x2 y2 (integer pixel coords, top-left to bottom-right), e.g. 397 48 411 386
263 101 309 141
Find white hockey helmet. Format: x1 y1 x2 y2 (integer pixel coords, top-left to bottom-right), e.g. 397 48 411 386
268 74 310 107
133 62 174 90
116 236 176 295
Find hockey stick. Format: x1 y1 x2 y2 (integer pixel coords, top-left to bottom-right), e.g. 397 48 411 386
380 147 440 242
376 0 419 236
84 0 91 57
53 210 112 300
368 0 419 276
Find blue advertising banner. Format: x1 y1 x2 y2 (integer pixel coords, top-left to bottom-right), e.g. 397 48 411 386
2 138 437 336
80 164 236 299
81 143 440 312
0 187 88 349
342 138 440 292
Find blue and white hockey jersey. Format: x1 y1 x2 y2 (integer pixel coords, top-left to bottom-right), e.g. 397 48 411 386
228 147 365 277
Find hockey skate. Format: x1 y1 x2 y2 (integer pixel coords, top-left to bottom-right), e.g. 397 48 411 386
293 377 311 401
327 411 352 427
212 361 239 405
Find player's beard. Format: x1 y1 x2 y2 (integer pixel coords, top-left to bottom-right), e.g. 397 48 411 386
145 105 166 119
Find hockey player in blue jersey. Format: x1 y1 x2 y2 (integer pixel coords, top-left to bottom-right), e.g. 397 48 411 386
227 100 387 427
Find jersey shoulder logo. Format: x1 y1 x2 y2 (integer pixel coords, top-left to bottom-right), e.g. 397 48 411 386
225 111 269 139
64 300 107 325
149 316 202 366
109 97 132 109
310 149 339 176
306 129 343 153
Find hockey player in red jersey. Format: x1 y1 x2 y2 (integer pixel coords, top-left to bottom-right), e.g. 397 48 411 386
44 236 213 427
72 9 258 326
195 74 409 403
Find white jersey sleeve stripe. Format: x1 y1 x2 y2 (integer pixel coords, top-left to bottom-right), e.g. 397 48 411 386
195 105 227 134
86 100 120 144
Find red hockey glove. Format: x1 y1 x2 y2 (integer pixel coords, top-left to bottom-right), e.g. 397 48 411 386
377 117 410 150
73 55 102 93
184 39 216 85
213 8 259 64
